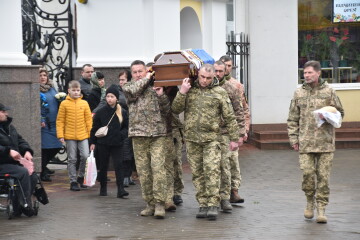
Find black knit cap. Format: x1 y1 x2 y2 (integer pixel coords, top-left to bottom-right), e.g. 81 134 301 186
0 103 10 111
105 84 119 100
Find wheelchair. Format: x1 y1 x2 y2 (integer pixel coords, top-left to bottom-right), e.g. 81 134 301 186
0 173 47 219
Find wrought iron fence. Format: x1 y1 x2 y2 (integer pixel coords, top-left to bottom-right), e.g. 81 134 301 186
22 0 73 92
226 32 250 99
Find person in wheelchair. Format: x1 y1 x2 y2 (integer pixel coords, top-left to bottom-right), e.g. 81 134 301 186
0 103 38 217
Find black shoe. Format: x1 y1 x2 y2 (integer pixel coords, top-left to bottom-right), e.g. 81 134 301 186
77 177 88 189
117 189 129 198
173 195 183 205
40 173 52 182
70 182 80 191
99 184 107 196
22 207 35 217
129 179 136 185
45 167 55 175
196 207 208 218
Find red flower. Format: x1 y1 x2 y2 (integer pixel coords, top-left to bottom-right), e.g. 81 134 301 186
333 27 339 33
306 34 312 40
341 36 349 40
329 36 337 42
343 28 349 35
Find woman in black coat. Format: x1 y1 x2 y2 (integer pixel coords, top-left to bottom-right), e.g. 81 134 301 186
89 84 129 198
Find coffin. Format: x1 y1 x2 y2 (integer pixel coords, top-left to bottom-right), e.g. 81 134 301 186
152 49 214 87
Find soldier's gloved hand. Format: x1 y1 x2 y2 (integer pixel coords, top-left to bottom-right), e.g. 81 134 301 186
229 141 239 151
180 78 191 94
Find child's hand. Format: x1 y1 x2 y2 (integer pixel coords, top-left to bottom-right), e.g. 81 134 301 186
59 138 65 144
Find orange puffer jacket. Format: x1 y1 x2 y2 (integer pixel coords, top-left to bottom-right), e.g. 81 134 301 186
56 95 92 141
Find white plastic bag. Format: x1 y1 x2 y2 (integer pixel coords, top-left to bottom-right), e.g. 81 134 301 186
84 150 97 187
313 108 342 128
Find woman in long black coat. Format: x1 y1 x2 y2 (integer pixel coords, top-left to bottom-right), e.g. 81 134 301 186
89 84 129 198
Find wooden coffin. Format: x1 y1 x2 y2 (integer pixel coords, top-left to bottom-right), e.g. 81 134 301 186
152 52 196 87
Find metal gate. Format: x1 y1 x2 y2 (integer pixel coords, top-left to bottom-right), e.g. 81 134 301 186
226 32 250 99
22 0 73 92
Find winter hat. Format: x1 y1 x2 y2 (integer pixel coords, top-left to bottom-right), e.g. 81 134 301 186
106 84 119 100
0 103 10 111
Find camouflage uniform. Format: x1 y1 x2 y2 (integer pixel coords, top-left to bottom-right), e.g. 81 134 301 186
218 77 245 200
226 74 250 190
172 78 240 207
123 77 171 206
164 135 175 204
171 114 185 196
287 79 344 207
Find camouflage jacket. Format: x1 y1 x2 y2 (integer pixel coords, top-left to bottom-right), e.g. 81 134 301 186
287 79 344 153
171 78 240 143
218 78 246 137
226 74 251 133
122 77 172 137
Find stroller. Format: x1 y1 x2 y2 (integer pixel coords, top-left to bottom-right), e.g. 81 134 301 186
0 173 49 219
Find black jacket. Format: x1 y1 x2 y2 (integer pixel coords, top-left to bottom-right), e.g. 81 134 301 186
88 87 101 111
90 104 128 146
0 117 33 165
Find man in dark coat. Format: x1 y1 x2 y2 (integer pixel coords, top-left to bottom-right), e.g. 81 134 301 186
0 103 37 217
79 64 95 102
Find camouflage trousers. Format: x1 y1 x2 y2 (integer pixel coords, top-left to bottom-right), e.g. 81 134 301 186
299 152 333 207
219 135 231 200
164 136 175 204
220 135 242 200
132 136 168 205
173 128 184 196
229 149 242 190
186 140 221 207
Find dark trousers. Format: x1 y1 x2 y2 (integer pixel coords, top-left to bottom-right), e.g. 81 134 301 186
41 148 61 173
96 144 125 187
0 164 37 207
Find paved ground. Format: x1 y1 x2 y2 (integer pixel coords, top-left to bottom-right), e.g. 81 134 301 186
1 144 360 240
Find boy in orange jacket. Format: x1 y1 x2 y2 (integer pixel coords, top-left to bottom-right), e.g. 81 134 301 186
56 80 93 191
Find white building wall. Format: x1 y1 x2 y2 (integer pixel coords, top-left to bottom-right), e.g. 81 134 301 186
247 0 298 124
202 0 227 60
76 0 180 67
0 0 29 65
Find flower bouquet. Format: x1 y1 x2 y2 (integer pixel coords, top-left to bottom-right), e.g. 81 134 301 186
55 92 67 102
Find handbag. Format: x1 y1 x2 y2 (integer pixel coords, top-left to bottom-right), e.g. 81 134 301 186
84 150 97 187
95 112 116 138
34 175 49 205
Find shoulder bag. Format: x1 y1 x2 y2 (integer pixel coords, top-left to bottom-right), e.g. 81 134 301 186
95 112 116 138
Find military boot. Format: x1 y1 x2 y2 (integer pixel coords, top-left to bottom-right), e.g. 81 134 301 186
140 204 155 216
207 206 218 220
304 197 315 219
196 207 208 218
154 203 165 219
220 200 233 213
316 207 327 223
165 202 177 212
230 189 244 203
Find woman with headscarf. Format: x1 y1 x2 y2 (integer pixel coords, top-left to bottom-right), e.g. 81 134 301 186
39 68 62 181
88 71 106 112
89 84 129 198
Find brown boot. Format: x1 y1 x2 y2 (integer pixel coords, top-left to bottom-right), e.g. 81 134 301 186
304 197 315 219
230 189 244 203
165 202 176 212
154 203 165 219
316 207 327 223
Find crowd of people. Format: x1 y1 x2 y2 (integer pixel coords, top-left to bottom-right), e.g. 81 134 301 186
0 58 343 224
